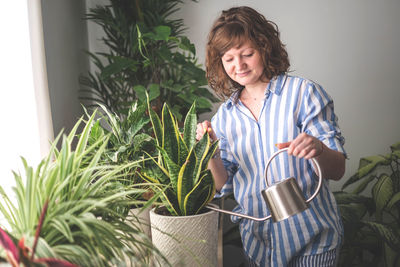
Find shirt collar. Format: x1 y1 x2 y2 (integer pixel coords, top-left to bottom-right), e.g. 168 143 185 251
225 74 287 108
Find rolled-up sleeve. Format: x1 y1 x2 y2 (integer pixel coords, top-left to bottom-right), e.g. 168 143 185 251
300 82 347 158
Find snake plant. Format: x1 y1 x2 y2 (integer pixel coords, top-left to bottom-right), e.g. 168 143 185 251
139 100 219 216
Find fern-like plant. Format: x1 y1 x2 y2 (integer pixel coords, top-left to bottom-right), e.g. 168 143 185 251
334 142 400 267
139 99 219 216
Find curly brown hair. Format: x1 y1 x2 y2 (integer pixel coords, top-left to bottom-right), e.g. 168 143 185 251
206 6 290 99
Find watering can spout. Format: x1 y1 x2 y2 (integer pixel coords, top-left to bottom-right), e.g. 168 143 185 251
207 148 323 222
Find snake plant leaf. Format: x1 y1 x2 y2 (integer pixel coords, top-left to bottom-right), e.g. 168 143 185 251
178 133 189 167
157 147 180 193
192 132 210 184
161 104 180 164
342 155 392 190
183 170 215 215
202 139 220 173
363 221 400 251
372 174 393 216
148 105 163 148
177 149 197 212
183 102 197 150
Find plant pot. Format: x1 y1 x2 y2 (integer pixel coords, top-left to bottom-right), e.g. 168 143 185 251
117 206 152 266
127 206 152 239
149 204 219 267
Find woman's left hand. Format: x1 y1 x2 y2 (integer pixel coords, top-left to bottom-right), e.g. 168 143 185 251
276 133 324 160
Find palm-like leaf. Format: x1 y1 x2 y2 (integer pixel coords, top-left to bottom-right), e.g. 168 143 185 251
79 0 218 120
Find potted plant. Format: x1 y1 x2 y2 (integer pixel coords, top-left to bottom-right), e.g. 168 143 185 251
139 99 220 266
0 111 165 266
79 0 218 121
334 142 400 267
86 101 156 238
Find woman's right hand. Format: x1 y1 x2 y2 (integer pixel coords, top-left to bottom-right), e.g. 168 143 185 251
196 120 217 141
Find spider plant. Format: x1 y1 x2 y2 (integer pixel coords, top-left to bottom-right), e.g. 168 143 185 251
334 142 400 267
139 98 219 216
0 111 165 266
79 0 218 121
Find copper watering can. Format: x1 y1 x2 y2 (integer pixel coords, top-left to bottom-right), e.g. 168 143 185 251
207 148 323 222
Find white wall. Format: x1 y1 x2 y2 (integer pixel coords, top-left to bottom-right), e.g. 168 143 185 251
177 0 400 191
41 0 89 136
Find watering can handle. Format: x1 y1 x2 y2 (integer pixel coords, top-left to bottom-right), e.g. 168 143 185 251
206 148 323 221
265 148 323 204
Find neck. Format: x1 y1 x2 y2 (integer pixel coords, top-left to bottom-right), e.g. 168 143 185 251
241 82 269 100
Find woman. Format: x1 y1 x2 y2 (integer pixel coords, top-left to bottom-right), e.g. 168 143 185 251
196 6 347 267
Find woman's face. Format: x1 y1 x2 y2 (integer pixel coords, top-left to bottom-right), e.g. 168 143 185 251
221 41 265 88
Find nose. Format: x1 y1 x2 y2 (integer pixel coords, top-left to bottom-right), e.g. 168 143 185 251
234 57 245 70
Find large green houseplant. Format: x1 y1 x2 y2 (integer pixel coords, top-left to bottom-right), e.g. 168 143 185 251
80 0 218 120
139 99 220 266
334 142 400 267
0 112 164 266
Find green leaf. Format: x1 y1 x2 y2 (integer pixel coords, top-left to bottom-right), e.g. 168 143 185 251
148 83 160 101
390 141 400 152
177 150 197 214
386 192 400 210
333 191 371 205
363 221 400 251
133 85 147 100
100 56 138 80
147 94 162 147
153 25 171 41
183 102 197 150
178 36 196 54
157 148 180 193
194 97 212 109
372 174 393 216
352 174 377 194
342 155 391 190
161 104 179 164
183 170 215 215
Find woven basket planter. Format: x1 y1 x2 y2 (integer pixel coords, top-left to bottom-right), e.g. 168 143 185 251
150 205 219 267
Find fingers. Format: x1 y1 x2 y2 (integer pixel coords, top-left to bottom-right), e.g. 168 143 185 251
278 133 323 159
275 142 291 149
196 121 217 141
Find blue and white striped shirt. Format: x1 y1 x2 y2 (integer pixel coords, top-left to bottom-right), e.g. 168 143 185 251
212 74 346 266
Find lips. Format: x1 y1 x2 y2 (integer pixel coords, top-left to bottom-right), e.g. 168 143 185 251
236 71 250 77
